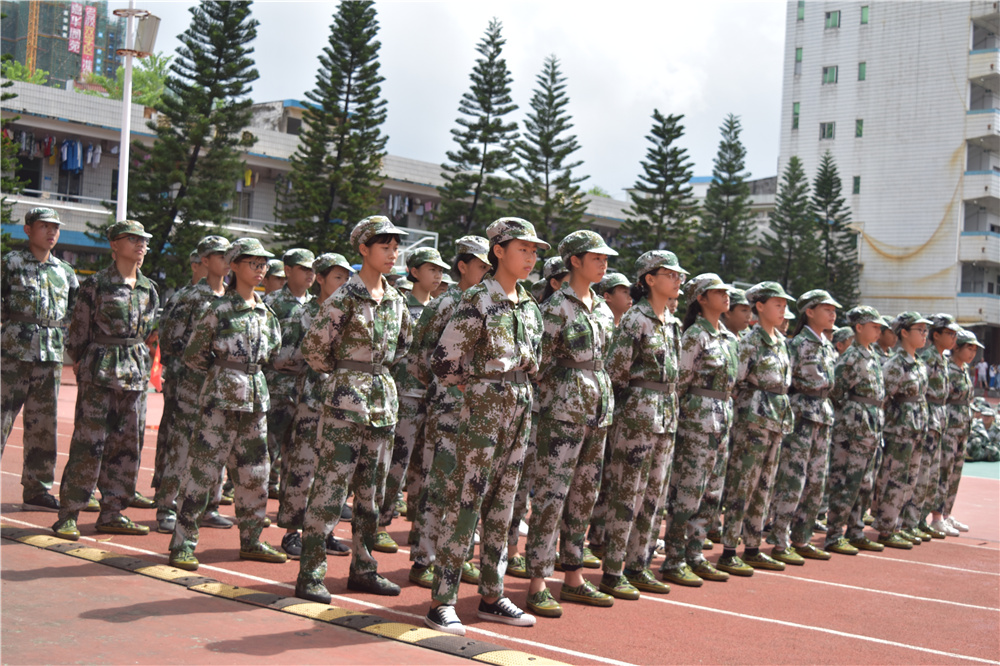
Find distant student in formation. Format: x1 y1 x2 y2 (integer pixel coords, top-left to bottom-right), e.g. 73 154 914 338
832 326 855 356
262 259 286 295
1 207 79 512
53 221 159 541
597 272 633 326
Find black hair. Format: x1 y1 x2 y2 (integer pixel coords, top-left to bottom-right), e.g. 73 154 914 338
630 271 653 304
226 255 250 292
682 298 703 332
541 272 569 302
451 252 477 280
565 252 587 273
365 233 399 248
488 239 512 274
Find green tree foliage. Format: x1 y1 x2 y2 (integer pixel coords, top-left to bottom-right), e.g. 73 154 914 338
696 113 756 281
759 156 820 294
79 52 172 109
107 1 259 287
510 55 588 243
811 150 859 307
587 185 611 198
272 0 387 256
0 60 48 85
433 18 518 247
618 110 697 270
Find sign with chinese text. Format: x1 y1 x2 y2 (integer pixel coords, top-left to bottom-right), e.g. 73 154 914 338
68 3 83 54
80 5 97 77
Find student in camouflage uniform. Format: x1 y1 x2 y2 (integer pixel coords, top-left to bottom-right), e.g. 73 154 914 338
598 272 632 326
51 221 158 541
659 274 739 587
2 207 79 512
153 235 232 534
294 216 412 603
832 326 855 356
424 218 547 637
522 231 618 617
768 289 841 564
716 282 795 576
166 238 284 570
967 401 1000 461
592 251 686 603
262 259 286 295
375 246 450 553
822 306 887 555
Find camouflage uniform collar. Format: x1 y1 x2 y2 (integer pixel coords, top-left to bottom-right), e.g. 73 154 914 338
803 325 830 346
750 323 781 347
557 279 604 312
277 283 312 303
405 292 424 309
226 289 265 312
18 249 60 266
694 315 727 338
483 275 532 306
345 272 400 304
105 263 153 290
633 297 672 325
852 341 873 358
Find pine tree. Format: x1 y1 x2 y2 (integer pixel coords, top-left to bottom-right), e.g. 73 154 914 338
811 150 860 307
112 1 259 287
760 156 820 294
273 0 387 256
696 113 756 281
433 18 519 247
617 110 697 269
510 55 588 243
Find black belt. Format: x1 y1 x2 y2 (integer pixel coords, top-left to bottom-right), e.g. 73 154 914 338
893 395 923 404
848 392 883 407
630 379 676 393
8 313 62 327
748 378 788 396
557 358 604 372
791 387 830 399
94 335 144 346
476 370 530 384
946 398 969 406
926 396 947 406
335 360 385 374
689 387 731 401
216 359 261 374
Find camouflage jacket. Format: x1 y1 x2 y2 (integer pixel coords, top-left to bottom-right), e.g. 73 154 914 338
945 360 973 436
1 249 79 363
392 293 430 400
66 264 158 391
412 285 465 411
536 281 615 428
605 297 679 434
881 350 929 436
735 324 794 435
156 282 196 383
301 273 411 428
989 421 1000 446
294 299 326 412
967 418 991 453
677 316 739 437
919 346 950 434
831 342 886 434
160 280 226 402
263 286 313 397
183 290 280 413
432 276 543 387
788 326 837 426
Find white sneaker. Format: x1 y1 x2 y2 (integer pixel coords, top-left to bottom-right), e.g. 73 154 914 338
518 519 529 536
931 519 959 537
655 538 666 555
477 596 536 627
947 516 970 532
426 604 465 636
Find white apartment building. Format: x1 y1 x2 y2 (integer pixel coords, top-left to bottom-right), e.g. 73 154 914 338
778 0 999 357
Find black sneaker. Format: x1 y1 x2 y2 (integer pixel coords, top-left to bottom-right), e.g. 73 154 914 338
156 513 177 534
477 597 536 627
296 580 331 605
425 604 465 636
347 571 400 596
340 503 353 523
326 533 350 556
22 493 60 512
201 510 234 529
282 532 303 559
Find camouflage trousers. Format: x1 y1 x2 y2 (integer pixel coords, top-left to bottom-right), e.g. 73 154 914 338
431 380 531 606
824 428 880 546
297 415 394 586
377 395 425 527
702 433 734 539
169 406 269 554
872 430 917 536
277 401 321 530
847 445 882 541
508 410 538 552
902 428 941 529
721 423 783 550
525 417 607 578
152 358 182 489
58 382 144 518
601 423 674 576
938 423 969 516
584 415 615 550
661 424 731 569
266 392 297 490
769 417 830 548
1 358 61 498
153 397 223 517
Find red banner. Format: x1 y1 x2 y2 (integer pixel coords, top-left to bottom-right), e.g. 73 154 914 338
80 5 97 77
68 3 83 54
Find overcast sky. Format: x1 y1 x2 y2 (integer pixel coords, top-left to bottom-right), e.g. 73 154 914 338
110 0 788 200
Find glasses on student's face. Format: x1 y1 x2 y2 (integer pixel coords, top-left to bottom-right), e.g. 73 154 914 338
119 235 149 247
241 259 268 271
653 270 684 284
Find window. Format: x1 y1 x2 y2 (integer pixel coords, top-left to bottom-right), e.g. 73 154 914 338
57 170 83 202
795 47 803 75
820 122 836 139
822 66 839 84
825 10 841 28
111 169 119 202
852 176 861 194
861 5 869 24
961 264 999 294
233 190 254 220
858 62 867 81
793 102 801 130
797 0 805 20
855 119 864 137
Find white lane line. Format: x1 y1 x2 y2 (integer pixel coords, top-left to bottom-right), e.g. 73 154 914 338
640 595 1000 665
0 515 636 666
869 555 999 576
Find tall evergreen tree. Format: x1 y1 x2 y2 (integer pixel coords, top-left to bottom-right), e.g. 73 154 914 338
811 150 859 307
617 110 697 269
112 1 259 287
760 156 820 294
273 0 387 256
696 113 756 281
510 55 588 242
433 18 518 247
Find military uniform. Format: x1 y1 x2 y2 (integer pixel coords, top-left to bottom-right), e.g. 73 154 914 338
152 281 193 490
938 332 978 515
966 408 999 461
911 319 954 530
1 211 79 504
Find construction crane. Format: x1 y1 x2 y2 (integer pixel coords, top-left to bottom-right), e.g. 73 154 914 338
26 1 40 75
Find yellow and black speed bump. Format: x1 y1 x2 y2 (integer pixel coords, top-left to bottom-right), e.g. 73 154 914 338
1 526 568 665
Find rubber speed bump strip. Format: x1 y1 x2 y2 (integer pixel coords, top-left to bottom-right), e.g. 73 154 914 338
0 527 569 665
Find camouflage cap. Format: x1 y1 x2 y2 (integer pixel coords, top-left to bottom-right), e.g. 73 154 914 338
282 248 316 268
728 288 749 307
455 235 490 264
313 252 353 274
396 278 414 291
265 259 286 278
845 305 883 327
685 273 732 301
530 278 547 302
224 237 274 265
890 311 932 335
558 230 618 264
797 289 842 312
24 207 62 226
349 215 409 250
956 328 985 348
107 219 152 240
832 326 855 344
485 217 551 250
880 315 893 329
597 272 631 295
982 406 997 418
188 250 202 264
542 256 569 281
197 235 231 257
406 246 450 270
634 250 689 280
929 313 961 332
784 307 796 320
440 272 456 285
972 397 990 413
746 281 794 305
